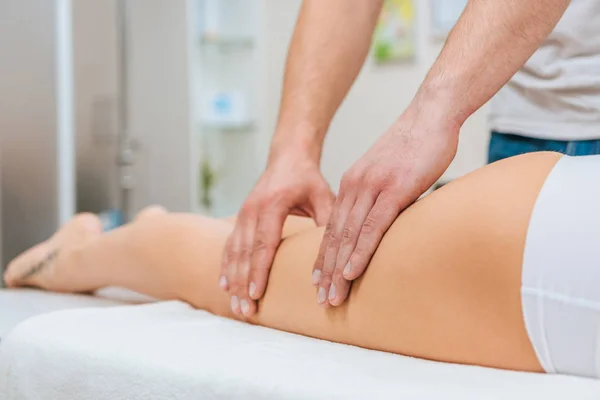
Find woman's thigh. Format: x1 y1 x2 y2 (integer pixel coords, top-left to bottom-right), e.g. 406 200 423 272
252 151 561 372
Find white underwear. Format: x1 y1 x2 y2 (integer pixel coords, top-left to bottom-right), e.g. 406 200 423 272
522 155 600 378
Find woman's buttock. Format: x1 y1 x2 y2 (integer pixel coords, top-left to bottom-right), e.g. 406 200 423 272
264 151 561 373
341 151 562 372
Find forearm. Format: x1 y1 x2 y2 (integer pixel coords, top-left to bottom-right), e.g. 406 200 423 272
271 0 383 162
409 0 570 129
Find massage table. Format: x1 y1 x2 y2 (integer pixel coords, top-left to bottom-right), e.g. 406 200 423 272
1 290 600 399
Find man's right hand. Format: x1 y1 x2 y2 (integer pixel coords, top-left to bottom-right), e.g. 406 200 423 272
220 151 334 318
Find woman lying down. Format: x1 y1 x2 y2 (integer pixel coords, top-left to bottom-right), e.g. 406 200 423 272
4 152 599 379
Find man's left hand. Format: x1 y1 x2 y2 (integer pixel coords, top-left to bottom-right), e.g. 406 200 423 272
312 111 460 307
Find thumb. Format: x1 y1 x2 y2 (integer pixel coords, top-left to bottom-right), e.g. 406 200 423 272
311 188 335 226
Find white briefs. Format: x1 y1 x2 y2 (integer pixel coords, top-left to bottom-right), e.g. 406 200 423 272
522 155 600 378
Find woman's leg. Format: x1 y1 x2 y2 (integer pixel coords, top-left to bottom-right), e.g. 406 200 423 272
3 208 314 295
4 152 561 373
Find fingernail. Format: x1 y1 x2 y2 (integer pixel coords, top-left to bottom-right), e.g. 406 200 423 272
343 263 352 278
249 282 256 298
328 283 336 302
240 299 250 315
231 296 240 313
312 270 321 285
318 287 327 304
219 276 228 289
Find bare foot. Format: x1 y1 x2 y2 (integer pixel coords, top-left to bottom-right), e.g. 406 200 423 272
3 213 103 292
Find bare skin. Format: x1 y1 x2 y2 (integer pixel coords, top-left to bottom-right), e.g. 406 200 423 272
4 152 563 373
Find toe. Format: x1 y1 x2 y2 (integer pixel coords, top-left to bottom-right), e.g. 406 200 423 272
72 213 104 235
135 205 168 222
4 261 17 287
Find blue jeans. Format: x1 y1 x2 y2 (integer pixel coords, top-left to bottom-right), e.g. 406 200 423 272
488 131 600 164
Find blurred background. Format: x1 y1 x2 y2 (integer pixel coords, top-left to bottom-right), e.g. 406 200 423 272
0 0 484 276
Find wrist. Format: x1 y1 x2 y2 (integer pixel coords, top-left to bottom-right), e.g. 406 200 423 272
407 77 471 134
269 120 325 166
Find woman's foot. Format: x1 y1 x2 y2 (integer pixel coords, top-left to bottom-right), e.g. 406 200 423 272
135 205 168 221
3 213 103 291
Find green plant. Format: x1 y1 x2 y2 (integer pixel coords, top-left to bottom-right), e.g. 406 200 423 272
199 159 217 210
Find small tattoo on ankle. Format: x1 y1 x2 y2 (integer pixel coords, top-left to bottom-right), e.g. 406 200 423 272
19 249 59 281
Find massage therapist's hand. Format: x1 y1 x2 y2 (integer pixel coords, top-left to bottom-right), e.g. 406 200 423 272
313 111 459 307
221 149 335 317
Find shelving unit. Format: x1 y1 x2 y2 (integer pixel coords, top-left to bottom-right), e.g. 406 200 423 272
201 122 256 133
194 0 264 217
199 35 255 49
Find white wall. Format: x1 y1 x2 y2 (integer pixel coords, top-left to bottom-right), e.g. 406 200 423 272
263 0 490 191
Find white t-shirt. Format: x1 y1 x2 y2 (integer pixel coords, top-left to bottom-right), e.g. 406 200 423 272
489 0 600 141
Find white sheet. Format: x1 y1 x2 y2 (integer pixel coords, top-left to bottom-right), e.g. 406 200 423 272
2 301 599 400
0 288 151 339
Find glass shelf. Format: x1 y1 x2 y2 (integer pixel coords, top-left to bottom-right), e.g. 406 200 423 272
199 35 255 49
200 122 255 133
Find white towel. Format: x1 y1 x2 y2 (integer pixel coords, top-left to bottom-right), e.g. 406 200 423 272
0 289 120 339
0 287 152 339
1 301 599 400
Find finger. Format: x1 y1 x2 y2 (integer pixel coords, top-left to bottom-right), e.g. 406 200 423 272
318 192 356 305
226 226 242 314
219 233 234 291
345 192 402 281
248 207 287 303
235 215 259 317
221 202 255 292
311 189 344 287
311 222 329 286
329 193 377 306
224 222 243 294
327 274 351 307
